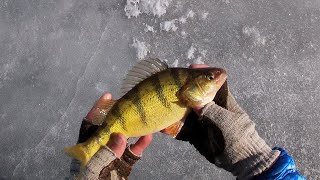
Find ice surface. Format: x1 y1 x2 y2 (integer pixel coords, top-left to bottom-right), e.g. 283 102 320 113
1 0 320 179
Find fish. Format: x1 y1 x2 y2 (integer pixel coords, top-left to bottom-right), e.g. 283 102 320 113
64 59 227 165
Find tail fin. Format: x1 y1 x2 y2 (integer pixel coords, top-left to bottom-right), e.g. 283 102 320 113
64 143 90 166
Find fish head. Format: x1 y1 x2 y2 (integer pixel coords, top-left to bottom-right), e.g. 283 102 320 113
179 67 227 108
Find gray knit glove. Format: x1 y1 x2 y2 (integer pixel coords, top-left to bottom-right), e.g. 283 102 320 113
79 145 140 180
177 82 280 180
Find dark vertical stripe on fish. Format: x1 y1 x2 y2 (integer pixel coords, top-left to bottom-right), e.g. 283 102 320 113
170 69 182 88
111 103 127 131
130 87 147 125
152 75 170 109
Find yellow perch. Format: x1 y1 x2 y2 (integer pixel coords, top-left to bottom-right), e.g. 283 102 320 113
65 59 227 165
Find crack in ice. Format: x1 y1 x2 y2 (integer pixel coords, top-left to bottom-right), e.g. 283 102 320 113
12 26 108 177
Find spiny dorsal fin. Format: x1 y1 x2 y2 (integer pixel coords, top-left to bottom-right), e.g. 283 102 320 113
120 58 168 96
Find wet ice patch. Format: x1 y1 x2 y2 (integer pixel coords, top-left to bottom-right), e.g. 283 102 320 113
160 20 178 32
124 0 172 18
131 38 149 59
243 26 266 46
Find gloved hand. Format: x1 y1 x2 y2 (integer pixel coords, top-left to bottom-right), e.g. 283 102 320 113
69 93 152 180
176 65 280 180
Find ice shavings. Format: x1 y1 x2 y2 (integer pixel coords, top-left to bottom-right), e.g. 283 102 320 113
160 20 178 32
179 10 195 24
144 24 156 32
160 10 195 32
124 0 172 18
193 57 204 64
186 10 195 18
186 44 207 63
178 17 187 24
171 59 179 67
242 53 255 62
187 44 196 59
200 49 207 57
131 38 149 59
124 0 141 18
181 31 187 38
242 26 266 46
201 12 209 19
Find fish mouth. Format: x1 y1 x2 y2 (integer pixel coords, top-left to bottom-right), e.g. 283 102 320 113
212 68 228 88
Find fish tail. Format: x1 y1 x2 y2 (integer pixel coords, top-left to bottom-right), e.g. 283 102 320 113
64 143 92 166
65 132 113 165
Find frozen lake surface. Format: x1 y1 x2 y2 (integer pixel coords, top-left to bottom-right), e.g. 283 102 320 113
1 0 320 179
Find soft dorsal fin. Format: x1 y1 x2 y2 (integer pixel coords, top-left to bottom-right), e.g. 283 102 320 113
120 58 168 96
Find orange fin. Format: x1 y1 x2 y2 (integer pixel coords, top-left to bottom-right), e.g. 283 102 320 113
161 119 185 137
89 99 116 125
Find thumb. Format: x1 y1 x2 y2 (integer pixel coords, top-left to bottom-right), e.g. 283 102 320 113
106 133 127 158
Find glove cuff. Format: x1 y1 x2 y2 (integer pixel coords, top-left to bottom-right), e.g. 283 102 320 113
80 146 141 180
81 146 118 179
224 140 281 179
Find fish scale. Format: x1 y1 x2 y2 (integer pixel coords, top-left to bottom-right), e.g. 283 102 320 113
64 59 227 166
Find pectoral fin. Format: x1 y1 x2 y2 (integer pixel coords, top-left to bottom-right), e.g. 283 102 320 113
89 99 116 125
161 119 185 137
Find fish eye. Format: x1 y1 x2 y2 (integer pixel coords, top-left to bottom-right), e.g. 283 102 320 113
207 75 214 80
